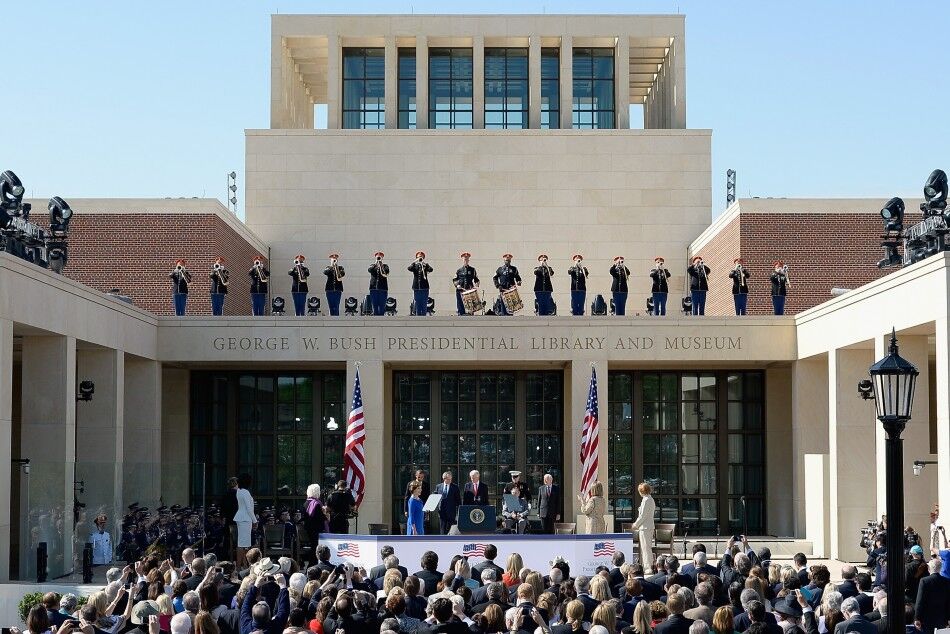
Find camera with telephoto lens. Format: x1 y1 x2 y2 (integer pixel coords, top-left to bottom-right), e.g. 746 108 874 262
859 519 882 549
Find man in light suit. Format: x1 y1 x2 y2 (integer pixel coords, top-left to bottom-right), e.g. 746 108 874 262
537 473 562 534
463 470 489 506
631 482 656 569
435 471 462 535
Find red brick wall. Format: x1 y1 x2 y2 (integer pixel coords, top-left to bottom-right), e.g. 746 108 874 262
693 211 922 315
54 214 262 315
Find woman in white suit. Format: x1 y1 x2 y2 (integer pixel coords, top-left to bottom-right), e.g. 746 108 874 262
631 482 656 569
233 473 257 568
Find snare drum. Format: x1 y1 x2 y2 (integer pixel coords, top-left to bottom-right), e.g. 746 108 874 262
501 286 524 314
461 288 484 315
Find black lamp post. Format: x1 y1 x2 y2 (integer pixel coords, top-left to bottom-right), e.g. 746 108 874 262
867 328 918 634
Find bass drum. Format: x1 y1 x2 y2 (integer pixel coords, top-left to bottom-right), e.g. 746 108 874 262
501 286 524 314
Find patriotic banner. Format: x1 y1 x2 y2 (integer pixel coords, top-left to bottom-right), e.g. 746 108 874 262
579 366 600 494
344 366 367 507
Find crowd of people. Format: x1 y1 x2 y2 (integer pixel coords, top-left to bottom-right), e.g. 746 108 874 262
15 533 950 634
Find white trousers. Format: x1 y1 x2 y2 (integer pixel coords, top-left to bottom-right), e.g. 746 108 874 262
638 528 655 569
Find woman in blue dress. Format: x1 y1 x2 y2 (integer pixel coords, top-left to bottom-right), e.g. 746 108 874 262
406 481 424 535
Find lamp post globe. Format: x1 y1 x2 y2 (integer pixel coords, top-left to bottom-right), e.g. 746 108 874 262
867 328 918 634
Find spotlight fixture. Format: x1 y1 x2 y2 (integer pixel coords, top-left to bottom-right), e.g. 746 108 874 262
857 379 874 400
590 294 608 316
385 297 397 316
226 171 238 214
426 297 435 315
726 169 737 207
608 298 616 315
271 296 286 316
77 380 95 402
682 296 693 315
912 459 937 477
344 296 359 316
922 168 948 212
646 297 654 313
877 244 901 269
880 197 904 234
0 170 25 211
326 416 339 431
306 296 321 316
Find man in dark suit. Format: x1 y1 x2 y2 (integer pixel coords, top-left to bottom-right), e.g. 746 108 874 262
471 581 510 615
425 598 473 634
221 478 239 559
630 564 664 602
608 551 626 590
834 598 877 634
914 551 950 634
654 594 694 634
472 544 504 582
734 599 780 634
537 473 561 534
463 470 489 506
412 551 444 597
369 545 396 580
435 471 462 535
793 553 810 587
471 568 499 604
836 565 859 600
574 576 600 623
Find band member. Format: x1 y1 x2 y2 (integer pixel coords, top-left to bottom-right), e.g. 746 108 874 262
368 251 389 316
687 255 710 316
209 257 229 316
453 252 479 316
463 470 489 506
729 257 751 315
537 473 561 534
534 254 555 316
249 255 269 316
492 254 522 316
169 259 192 316
288 254 310 316
568 254 588 316
649 257 671 316
770 260 790 315
408 251 433 316
324 253 345 316
502 471 530 534
609 256 630 316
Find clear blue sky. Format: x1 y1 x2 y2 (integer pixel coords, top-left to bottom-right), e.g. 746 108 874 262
2 1 946 220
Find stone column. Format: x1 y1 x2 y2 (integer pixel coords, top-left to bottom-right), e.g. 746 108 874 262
327 35 342 129
384 37 398 129
614 36 630 130
878 334 936 533
75 348 123 542
160 367 190 506
528 36 542 129
0 319 12 580
559 36 573 130
791 355 828 538
472 36 485 129
416 36 429 129
670 34 687 129
346 360 384 529
828 347 876 561
124 358 162 510
935 319 950 522
765 366 793 536
568 360 609 532
20 335 76 578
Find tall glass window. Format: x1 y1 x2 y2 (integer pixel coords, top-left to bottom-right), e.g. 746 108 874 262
607 371 766 535
398 48 417 129
541 47 560 129
484 48 528 129
572 47 615 129
525 372 563 487
393 372 432 521
342 48 385 129
429 48 473 129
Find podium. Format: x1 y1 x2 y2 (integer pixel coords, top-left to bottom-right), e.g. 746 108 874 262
457 505 496 534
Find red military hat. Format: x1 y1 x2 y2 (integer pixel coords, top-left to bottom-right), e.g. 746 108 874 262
374 251 385 258
572 254 583 260
613 256 624 262
295 254 306 262
460 251 472 258
503 253 513 259
253 254 265 262
175 258 186 265
537 253 548 261
655 256 665 263
415 250 426 259
773 260 784 267
213 256 224 264
734 257 745 264
328 252 340 259
691 256 703 263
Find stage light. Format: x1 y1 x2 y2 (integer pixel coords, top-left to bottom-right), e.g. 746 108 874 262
880 197 904 233
646 297 654 313
272 296 286 316
877 243 902 269
326 416 339 431
77 380 95 402
306 296 321 316
923 169 948 211
682 296 692 315
385 297 397 316
229 171 236 179
344 296 359 316
609 298 615 315
857 379 874 400
0 170 25 210
48 196 73 233
426 297 435 315
590 294 607 316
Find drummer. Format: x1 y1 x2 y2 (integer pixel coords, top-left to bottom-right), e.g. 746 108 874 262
453 252 480 316
493 253 522 316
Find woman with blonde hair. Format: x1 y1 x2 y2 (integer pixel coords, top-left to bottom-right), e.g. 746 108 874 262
631 482 656 569
553 600 588 634
194 610 220 634
591 603 616 634
482 604 507 633
630 600 653 634
503 553 524 587
589 575 612 602
156 595 175 632
379 568 404 600
578 481 607 534
526 571 545 601
711 606 736 634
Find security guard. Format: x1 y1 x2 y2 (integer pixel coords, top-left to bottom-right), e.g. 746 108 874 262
609 256 630 316
453 252 479 316
209 257 229 316
493 253 522 316
534 254 555 316
649 257 671 316
324 253 345 316
408 251 433 316
288 254 310 316
568 254 589 316
368 251 390 316
249 255 269 316
729 257 751 315
169 259 192 317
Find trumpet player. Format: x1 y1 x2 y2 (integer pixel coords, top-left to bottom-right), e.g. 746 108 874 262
609 256 631 316
492 253 522 316
649 256 671 316
169 258 192 317
249 255 269 316
368 251 390 316
770 260 790 315
687 255 710 316
533 254 555 316
323 253 345 316
288 254 310 317
729 257 751 315
408 250 433 316
453 252 479 316
209 256 229 316
568 254 589 316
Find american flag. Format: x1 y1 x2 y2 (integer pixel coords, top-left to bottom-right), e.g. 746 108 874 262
593 541 615 557
579 367 599 494
337 542 360 557
344 367 366 507
462 543 488 557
